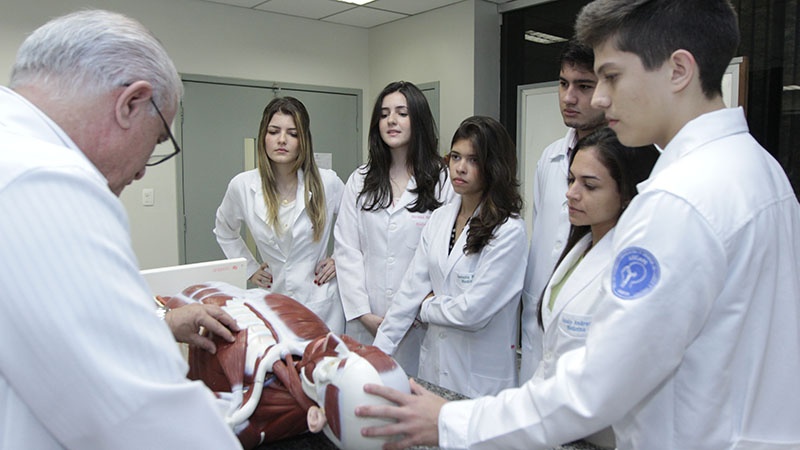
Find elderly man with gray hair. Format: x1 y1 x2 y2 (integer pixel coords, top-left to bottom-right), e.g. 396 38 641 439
0 10 241 449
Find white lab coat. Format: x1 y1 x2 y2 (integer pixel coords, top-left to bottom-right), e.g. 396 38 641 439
0 86 240 449
373 198 527 397
520 128 577 383
437 108 800 450
214 167 345 333
534 231 616 448
334 165 455 377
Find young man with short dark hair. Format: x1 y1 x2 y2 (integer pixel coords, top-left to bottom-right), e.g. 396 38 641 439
356 1 800 448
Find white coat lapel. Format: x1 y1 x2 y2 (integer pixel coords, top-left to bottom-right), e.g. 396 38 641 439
439 199 463 276
390 176 417 215
290 168 307 231
548 229 615 325
541 233 591 330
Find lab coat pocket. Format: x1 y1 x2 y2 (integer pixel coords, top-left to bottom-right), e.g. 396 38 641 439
454 271 475 292
557 313 592 339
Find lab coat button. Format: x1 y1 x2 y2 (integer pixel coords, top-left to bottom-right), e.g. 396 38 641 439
439 332 447 339
387 257 395 264
269 239 275 245
389 223 397 231
544 351 553 360
288 290 294 296
385 289 393 297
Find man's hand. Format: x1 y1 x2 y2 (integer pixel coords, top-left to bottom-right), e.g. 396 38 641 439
356 379 447 450
165 303 239 354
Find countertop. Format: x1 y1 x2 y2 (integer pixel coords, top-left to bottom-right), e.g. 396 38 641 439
256 378 604 450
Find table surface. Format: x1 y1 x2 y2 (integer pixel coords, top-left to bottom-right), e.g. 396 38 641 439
255 378 604 450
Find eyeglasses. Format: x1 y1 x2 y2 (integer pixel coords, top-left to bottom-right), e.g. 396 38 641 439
146 98 181 166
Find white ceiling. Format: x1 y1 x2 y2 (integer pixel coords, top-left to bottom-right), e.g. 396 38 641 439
196 0 516 28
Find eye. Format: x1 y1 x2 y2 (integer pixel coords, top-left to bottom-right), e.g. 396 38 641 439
584 183 597 191
579 84 594 91
398 112 409 117
451 154 461 160
559 80 568 88
567 176 575 185
604 74 618 83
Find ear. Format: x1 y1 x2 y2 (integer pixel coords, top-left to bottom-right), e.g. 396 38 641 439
668 49 696 94
307 405 327 433
115 80 153 130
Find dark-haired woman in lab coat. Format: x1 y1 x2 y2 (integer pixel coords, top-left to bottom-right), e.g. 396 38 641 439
373 116 527 397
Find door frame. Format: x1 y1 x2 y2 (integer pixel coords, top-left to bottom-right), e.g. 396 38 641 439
174 73 363 264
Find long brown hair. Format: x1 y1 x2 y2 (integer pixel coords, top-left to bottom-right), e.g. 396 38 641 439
256 97 326 241
449 116 522 255
359 81 447 213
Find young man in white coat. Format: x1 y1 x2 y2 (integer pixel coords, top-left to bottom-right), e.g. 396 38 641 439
355 1 800 448
520 41 606 382
0 10 241 448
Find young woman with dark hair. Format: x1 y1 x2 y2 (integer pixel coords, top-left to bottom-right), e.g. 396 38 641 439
532 127 658 447
373 116 527 397
335 81 455 377
214 96 345 333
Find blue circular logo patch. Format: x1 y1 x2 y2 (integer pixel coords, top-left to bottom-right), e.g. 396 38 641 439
612 247 660 300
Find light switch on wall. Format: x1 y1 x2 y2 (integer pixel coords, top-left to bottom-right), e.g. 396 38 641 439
142 188 155 206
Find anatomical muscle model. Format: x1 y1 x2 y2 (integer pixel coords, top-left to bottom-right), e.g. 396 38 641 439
157 282 410 450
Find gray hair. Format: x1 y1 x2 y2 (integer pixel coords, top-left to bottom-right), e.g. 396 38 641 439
10 10 182 110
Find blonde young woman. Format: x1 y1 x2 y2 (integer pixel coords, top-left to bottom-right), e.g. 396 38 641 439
214 97 345 333
334 81 455 377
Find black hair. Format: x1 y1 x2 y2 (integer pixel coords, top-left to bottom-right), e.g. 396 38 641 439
359 81 446 213
449 116 523 255
537 127 660 327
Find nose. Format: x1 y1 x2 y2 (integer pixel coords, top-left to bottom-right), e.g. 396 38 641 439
386 111 398 125
277 131 287 144
563 86 578 105
453 158 466 174
565 182 579 201
591 84 610 110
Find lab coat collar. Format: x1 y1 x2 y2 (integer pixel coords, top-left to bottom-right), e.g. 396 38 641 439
638 107 748 192
543 229 614 330
442 197 482 276
0 86 107 186
548 128 578 163
248 168 308 252
389 175 419 215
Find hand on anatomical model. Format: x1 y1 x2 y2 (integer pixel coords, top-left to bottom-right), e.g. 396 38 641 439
159 281 411 450
165 303 239 353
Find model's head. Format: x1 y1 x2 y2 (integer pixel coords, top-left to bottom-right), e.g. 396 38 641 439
11 10 181 111
368 81 438 162
448 116 522 254
575 0 739 99
567 127 660 230
558 40 605 134
258 97 313 173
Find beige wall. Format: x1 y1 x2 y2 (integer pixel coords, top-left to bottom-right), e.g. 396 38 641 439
2 0 503 270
